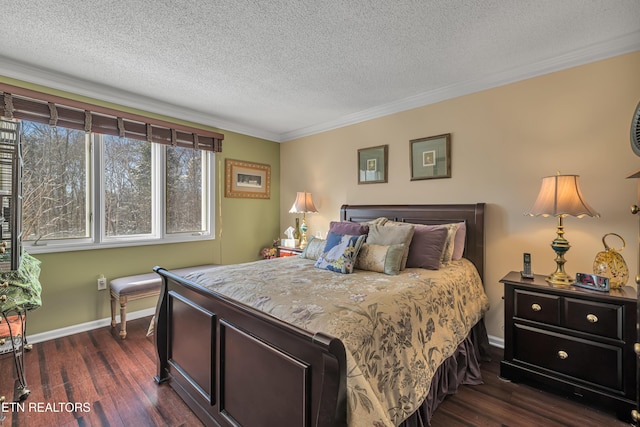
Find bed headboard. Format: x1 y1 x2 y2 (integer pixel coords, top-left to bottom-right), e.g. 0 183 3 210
340 203 486 281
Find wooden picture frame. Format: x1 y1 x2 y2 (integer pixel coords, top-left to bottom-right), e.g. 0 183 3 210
225 159 271 199
358 145 388 184
410 134 451 180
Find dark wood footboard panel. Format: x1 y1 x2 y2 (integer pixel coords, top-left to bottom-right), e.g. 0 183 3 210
153 267 347 427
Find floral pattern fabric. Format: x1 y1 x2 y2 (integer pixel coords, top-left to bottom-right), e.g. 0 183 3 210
314 232 366 274
185 256 489 427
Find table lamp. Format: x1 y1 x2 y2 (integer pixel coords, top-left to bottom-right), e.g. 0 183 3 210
527 173 599 286
289 191 318 249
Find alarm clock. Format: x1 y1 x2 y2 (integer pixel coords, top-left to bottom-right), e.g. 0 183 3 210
574 272 610 292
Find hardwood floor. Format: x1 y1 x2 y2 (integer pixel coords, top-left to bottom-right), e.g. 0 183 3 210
0 317 632 426
431 345 632 427
0 316 203 427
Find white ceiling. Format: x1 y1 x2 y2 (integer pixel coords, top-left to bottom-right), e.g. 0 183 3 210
1 1 639 142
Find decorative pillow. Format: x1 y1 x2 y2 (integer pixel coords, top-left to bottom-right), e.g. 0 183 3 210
388 220 466 263
366 224 414 270
452 221 466 261
406 227 448 270
364 217 388 226
328 221 369 236
441 223 460 264
355 243 405 275
300 236 326 260
314 232 366 274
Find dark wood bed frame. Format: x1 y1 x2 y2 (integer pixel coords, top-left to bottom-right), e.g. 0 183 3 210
153 203 485 427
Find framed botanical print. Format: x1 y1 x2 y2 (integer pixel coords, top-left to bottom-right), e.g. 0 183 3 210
410 134 451 180
358 145 388 184
225 159 271 198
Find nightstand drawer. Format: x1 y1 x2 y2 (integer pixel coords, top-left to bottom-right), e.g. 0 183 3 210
514 325 622 391
514 290 560 325
564 298 623 340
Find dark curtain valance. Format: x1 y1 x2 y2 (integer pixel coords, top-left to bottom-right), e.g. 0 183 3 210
0 84 223 152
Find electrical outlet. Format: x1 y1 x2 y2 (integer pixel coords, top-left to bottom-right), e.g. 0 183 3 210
97 274 107 291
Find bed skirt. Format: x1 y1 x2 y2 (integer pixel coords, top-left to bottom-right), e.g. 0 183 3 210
398 319 491 427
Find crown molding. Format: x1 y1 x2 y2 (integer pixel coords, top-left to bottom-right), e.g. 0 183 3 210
2 30 638 144
280 31 640 142
0 57 281 142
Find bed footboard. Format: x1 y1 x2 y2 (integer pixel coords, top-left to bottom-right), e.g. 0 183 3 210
153 267 347 427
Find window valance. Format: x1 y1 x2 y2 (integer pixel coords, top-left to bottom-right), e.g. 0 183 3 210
0 83 223 152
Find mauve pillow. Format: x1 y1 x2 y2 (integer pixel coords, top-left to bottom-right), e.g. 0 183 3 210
329 221 369 236
406 226 448 269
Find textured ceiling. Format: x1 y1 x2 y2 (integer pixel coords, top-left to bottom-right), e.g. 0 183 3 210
1 1 639 142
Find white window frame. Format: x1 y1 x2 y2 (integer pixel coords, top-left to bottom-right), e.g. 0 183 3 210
24 132 215 254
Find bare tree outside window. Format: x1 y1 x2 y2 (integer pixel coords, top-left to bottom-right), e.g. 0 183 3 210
166 146 204 234
20 120 212 249
21 121 88 241
103 135 152 237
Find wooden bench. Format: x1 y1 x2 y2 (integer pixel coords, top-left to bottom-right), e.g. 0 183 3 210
110 264 218 339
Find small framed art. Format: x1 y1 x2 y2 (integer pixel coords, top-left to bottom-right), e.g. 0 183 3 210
410 133 451 180
358 145 388 184
225 159 271 198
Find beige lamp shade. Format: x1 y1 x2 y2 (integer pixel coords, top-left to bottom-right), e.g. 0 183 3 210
527 174 599 218
289 191 317 249
527 173 599 286
289 191 318 214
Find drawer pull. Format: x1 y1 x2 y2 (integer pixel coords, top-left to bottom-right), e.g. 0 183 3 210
586 314 598 323
557 350 568 360
632 409 639 422
634 343 640 355
531 303 542 312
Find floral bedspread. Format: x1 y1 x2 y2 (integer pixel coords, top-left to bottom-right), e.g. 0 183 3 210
185 256 489 427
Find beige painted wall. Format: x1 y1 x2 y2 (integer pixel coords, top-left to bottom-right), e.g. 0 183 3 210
0 77 281 335
281 52 640 342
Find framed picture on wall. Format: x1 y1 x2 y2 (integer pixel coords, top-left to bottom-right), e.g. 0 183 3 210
358 145 388 184
225 159 271 199
410 134 451 180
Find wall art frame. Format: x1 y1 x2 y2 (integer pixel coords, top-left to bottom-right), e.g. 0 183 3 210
225 158 271 199
358 144 388 184
410 133 451 180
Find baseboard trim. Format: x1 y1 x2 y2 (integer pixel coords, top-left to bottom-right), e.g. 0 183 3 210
26 310 507 349
26 307 156 344
488 334 504 349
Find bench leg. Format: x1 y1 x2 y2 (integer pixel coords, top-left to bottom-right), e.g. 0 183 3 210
119 296 128 339
110 293 117 328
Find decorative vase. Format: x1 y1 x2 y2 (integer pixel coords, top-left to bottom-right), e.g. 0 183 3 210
592 233 629 289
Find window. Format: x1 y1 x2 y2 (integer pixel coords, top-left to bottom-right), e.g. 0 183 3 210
102 135 153 237
0 84 222 252
166 146 207 234
21 120 214 253
22 121 90 241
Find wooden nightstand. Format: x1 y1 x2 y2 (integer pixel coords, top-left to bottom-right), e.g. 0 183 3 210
500 271 637 421
276 246 303 257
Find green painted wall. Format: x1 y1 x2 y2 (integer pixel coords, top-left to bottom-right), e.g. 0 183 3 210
0 76 281 335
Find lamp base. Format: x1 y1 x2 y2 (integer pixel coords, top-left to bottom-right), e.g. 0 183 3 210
299 215 309 249
545 271 574 287
300 232 309 249
546 217 574 287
